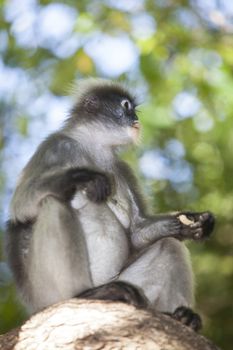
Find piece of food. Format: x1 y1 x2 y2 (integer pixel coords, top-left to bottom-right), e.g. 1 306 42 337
178 214 194 226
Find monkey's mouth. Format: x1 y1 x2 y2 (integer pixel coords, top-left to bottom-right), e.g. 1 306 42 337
127 121 141 143
132 121 140 130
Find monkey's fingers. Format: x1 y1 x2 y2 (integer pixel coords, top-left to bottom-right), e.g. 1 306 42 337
86 174 112 203
199 212 215 237
178 211 215 241
193 212 215 240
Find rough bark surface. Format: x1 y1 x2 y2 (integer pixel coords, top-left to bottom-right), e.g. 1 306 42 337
0 299 221 350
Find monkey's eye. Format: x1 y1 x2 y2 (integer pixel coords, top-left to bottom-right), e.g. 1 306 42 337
121 99 132 111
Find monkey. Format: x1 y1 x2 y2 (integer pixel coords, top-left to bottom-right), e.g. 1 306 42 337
5 79 214 332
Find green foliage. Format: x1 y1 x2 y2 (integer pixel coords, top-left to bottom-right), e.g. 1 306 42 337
0 1 232 349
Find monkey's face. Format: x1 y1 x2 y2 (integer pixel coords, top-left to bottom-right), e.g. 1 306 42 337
104 94 140 145
121 100 140 144
122 101 141 144
88 88 140 146
72 82 141 146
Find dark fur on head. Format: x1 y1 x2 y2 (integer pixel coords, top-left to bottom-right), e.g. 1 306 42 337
69 79 138 126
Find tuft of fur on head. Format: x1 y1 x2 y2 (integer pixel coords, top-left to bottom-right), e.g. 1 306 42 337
69 78 137 110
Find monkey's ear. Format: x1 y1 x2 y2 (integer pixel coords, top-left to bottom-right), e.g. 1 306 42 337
83 95 100 112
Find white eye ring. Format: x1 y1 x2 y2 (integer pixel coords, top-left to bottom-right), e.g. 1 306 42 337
121 99 132 111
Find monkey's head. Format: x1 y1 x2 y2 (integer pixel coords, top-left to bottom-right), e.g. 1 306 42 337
70 79 140 147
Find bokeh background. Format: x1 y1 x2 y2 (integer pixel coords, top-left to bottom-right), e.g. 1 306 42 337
0 0 233 349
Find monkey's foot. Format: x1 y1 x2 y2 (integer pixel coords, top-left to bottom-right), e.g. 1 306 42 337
178 211 215 241
78 281 148 308
171 306 202 332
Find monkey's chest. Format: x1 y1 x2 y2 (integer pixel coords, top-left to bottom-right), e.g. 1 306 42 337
71 189 131 229
71 191 130 286
106 195 131 229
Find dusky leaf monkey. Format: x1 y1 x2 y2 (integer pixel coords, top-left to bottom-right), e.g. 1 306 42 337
6 79 215 331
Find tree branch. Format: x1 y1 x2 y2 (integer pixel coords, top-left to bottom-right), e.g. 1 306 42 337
0 299 221 350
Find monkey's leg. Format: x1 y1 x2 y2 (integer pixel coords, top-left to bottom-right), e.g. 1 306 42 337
118 238 194 314
6 219 32 294
117 238 202 331
26 196 92 312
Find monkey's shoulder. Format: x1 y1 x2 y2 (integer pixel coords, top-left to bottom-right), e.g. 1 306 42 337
27 133 81 170
41 133 79 158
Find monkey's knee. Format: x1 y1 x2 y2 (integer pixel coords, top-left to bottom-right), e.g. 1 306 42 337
118 238 193 313
77 281 148 308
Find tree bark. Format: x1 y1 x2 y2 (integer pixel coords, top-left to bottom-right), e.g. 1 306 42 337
0 299 221 350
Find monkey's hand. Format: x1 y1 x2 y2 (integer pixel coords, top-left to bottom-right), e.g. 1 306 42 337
55 168 111 202
131 212 215 248
85 172 112 203
176 211 215 241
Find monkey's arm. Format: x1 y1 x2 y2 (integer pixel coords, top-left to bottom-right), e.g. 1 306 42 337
119 161 215 249
10 134 111 222
130 211 215 249
40 167 111 203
